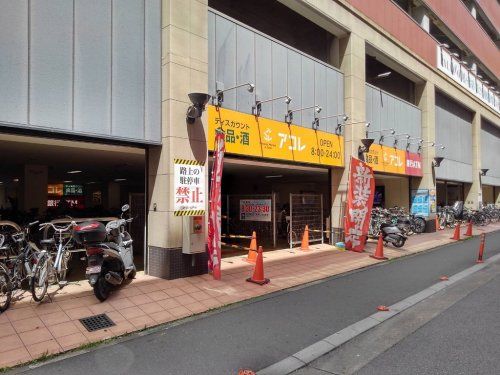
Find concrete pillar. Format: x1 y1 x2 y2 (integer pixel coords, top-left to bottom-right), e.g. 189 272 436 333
330 33 366 242
23 165 48 217
466 112 481 208
412 6 430 33
147 0 209 278
413 81 437 229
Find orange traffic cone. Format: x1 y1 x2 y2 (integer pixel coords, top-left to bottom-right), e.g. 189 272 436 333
464 221 473 237
245 231 258 263
246 246 270 285
435 217 441 231
450 223 461 240
370 233 387 260
300 225 311 251
476 233 485 263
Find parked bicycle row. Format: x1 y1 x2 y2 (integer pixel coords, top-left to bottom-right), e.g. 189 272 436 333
437 201 499 229
0 204 136 313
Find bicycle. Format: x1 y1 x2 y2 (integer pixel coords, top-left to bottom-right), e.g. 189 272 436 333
31 221 76 302
0 221 41 309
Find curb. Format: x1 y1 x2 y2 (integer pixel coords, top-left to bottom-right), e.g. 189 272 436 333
257 252 500 375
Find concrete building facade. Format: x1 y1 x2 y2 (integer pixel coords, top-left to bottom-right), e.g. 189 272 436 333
0 0 498 279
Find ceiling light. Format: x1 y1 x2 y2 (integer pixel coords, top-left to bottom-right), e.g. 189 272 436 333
264 175 283 179
114 178 127 182
63 180 73 183
376 71 392 79
67 170 82 174
86 181 97 185
13 178 19 182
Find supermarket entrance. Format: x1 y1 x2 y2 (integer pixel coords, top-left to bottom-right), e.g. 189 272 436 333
214 158 330 257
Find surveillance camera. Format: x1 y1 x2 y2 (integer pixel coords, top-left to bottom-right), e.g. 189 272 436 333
343 115 349 122
247 84 255 93
285 96 292 105
390 129 395 135
365 122 370 128
315 106 322 114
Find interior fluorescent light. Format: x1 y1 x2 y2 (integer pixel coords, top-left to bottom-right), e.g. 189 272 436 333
376 71 392 78
114 178 127 182
86 181 97 185
63 180 73 183
13 178 19 182
264 175 283 179
67 170 82 174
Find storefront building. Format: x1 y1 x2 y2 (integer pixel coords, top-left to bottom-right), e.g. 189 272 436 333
1 0 499 280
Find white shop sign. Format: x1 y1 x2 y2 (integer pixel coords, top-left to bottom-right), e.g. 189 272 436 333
239 199 272 222
173 159 205 215
437 46 499 114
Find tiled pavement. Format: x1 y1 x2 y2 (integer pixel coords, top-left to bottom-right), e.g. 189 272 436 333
1 223 499 369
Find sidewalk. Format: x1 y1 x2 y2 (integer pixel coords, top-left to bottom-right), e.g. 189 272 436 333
1 223 499 369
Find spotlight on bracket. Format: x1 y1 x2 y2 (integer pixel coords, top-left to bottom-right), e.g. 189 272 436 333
480 168 489 176
186 93 211 124
215 82 254 107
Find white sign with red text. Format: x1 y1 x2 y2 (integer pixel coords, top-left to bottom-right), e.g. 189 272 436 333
239 199 272 222
173 159 205 215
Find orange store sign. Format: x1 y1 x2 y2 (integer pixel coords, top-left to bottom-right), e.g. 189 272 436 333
365 144 406 175
208 105 344 168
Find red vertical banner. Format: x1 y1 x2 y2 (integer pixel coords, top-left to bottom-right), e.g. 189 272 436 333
207 129 225 280
345 157 375 252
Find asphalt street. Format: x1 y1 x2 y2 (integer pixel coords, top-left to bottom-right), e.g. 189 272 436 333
19 230 500 375
356 266 500 375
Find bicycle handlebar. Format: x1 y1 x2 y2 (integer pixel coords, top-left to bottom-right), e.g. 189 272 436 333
39 221 76 233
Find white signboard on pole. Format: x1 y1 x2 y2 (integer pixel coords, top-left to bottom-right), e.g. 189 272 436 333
173 159 205 216
239 199 272 222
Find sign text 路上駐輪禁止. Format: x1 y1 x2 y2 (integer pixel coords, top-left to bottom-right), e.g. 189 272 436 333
173 159 205 216
207 105 344 167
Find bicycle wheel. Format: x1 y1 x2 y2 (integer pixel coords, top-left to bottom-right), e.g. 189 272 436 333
413 217 426 234
0 264 12 312
31 254 49 303
57 250 72 283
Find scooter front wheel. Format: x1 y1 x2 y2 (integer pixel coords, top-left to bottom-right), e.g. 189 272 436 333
393 237 406 248
93 276 110 302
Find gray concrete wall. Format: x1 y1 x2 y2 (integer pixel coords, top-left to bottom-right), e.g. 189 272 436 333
0 0 161 144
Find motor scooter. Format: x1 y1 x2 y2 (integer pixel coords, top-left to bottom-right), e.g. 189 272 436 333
380 222 406 248
73 204 136 301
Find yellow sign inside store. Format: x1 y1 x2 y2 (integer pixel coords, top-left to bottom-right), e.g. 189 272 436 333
365 144 406 174
208 105 344 167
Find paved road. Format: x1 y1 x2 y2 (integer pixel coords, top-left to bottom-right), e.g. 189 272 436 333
19 231 500 375
356 267 500 375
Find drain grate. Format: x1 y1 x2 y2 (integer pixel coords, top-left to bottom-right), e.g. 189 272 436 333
79 313 116 332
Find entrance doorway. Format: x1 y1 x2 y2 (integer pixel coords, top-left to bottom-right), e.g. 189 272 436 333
436 180 465 207
373 173 410 209
0 133 147 278
212 158 330 256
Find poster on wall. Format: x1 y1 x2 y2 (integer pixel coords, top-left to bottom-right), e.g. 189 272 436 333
345 157 375 252
173 159 205 216
411 189 430 217
429 188 437 213
239 199 272 222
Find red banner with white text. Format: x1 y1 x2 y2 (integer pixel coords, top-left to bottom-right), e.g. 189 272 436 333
207 129 225 280
345 157 375 252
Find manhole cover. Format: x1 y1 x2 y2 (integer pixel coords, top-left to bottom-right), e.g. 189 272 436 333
79 314 116 332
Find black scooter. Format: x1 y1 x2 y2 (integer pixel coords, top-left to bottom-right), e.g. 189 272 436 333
380 222 406 248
